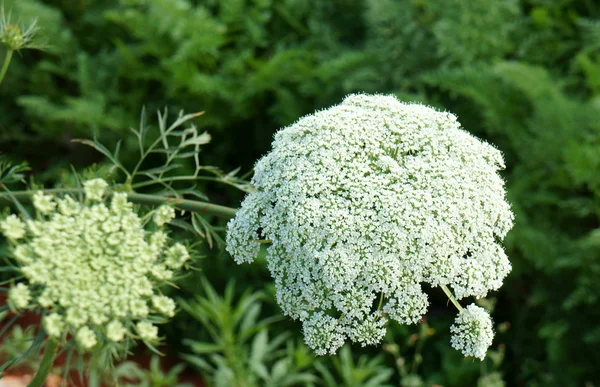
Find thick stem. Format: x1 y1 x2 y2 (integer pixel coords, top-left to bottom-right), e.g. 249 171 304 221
441 284 463 312
130 192 237 219
0 189 238 219
0 49 14 87
27 338 59 387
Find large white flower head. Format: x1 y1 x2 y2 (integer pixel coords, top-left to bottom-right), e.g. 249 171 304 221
226 94 513 356
0 179 191 352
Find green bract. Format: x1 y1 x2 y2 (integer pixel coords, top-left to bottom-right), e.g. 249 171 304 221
0 179 189 352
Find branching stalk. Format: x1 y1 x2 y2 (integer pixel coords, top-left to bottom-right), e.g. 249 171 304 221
0 189 238 219
128 111 204 183
441 284 463 312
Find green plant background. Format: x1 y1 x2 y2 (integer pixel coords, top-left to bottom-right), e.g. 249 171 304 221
1 0 600 386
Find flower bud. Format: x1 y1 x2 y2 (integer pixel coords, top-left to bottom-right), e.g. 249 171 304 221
0 24 23 51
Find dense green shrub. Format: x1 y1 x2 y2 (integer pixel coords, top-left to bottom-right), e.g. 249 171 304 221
2 0 600 385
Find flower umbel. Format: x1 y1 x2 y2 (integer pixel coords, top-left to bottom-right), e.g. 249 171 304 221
76 327 98 350
154 205 175 227
136 321 158 342
450 304 494 360
226 94 514 357
1 180 190 352
32 191 55 215
0 214 26 240
8 282 30 309
83 178 109 201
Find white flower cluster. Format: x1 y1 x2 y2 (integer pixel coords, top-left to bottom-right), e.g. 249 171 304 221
226 94 513 356
450 304 494 360
154 205 176 227
1 179 190 351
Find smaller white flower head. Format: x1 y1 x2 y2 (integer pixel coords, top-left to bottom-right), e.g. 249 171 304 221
111 192 132 214
136 321 158 342
302 312 346 356
106 320 127 342
154 205 175 227
32 191 56 215
57 195 80 217
84 178 109 201
346 313 388 347
43 314 64 338
2 180 188 352
165 243 189 269
450 304 494 360
1 214 26 240
76 326 98 350
152 295 176 317
151 266 173 281
8 283 30 309
150 231 168 251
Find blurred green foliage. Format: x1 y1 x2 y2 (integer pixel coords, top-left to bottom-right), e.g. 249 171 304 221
1 0 600 385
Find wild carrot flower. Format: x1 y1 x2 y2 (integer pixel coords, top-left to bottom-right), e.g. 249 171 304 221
226 94 513 357
0 179 190 351
450 304 494 360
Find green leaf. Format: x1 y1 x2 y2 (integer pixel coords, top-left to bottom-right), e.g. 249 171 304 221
187 340 224 355
181 354 215 373
250 329 269 363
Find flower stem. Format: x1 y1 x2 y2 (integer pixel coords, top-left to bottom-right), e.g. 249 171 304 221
0 189 239 219
27 338 59 387
130 192 237 219
0 49 14 87
441 284 463 312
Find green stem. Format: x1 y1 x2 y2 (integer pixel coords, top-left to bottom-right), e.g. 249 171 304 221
441 284 463 312
131 192 237 219
27 338 59 387
0 189 238 219
377 292 384 311
0 49 14 87
411 323 427 374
